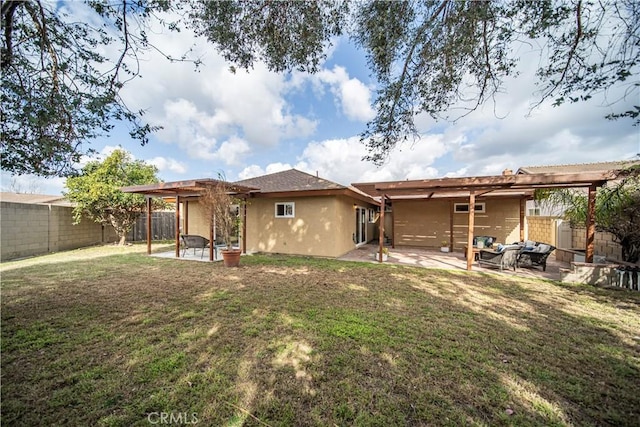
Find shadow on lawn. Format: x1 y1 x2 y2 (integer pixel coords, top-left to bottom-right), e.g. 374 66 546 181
1 256 639 426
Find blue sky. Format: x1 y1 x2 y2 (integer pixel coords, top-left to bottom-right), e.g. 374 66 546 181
2 5 639 195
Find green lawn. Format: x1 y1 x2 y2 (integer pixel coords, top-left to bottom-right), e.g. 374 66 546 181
1 246 639 426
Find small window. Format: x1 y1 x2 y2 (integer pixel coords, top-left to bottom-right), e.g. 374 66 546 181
528 207 541 216
454 202 485 213
275 202 295 218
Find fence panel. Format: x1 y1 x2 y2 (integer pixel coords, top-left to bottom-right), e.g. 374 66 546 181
129 212 175 241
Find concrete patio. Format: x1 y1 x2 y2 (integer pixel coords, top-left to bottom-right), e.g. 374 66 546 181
151 242 567 280
338 243 566 280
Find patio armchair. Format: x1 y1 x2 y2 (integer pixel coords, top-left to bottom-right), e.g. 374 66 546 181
477 245 520 271
180 235 210 259
516 242 556 272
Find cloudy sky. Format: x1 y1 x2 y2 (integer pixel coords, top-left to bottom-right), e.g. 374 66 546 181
3 5 639 195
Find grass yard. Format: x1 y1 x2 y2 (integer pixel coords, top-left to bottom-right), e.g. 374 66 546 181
1 246 639 426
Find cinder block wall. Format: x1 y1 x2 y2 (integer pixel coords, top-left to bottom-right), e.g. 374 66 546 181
572 227 623 261
526 216 557 245
1 201 118 261
1 202 50 260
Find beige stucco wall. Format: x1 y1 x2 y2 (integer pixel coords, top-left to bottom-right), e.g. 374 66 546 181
182 200 209 238
244 195 376 257
393 198 522 250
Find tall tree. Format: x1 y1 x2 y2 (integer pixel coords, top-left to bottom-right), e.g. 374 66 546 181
1 0 180 177
64 149 162 245
2 0 638 175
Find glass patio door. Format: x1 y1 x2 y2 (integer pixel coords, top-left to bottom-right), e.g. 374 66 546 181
355 207 367 245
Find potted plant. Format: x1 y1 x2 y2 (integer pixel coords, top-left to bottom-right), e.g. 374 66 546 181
440 240 450 253
373 247 389 261
200 180 242 267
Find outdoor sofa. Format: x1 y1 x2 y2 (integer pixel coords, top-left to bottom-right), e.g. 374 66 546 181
515 241 556 272
477 245 521 271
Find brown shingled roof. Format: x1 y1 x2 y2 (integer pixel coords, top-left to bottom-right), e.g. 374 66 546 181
234 169 345 193
517 160 639 175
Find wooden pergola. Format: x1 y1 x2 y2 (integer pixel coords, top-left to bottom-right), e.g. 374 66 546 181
353 170 620 270
121 179 258 260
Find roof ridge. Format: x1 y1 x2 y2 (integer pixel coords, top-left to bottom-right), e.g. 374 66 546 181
520 159 638 170
235 168 346 188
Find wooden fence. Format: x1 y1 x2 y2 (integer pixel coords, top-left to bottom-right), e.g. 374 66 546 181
128 212 175 242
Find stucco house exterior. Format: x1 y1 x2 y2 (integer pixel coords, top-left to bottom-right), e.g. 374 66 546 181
122 162 626 267
235 169 380 257
389 196 522 251
132 169 380 259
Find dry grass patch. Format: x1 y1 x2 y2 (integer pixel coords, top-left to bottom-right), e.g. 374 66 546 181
1 247 639 426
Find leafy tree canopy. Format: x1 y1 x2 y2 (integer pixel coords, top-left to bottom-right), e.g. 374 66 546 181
2 0 638 175
64 149 162 245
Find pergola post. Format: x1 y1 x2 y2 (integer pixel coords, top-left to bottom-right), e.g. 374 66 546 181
242 200 247 254
449 201 454 251
378 196 386 262
146 196 152 255
209 213 214 261
184 201 189 234
175 195 181 258
466 192 476 271
586 184 597 263
520 197 526 242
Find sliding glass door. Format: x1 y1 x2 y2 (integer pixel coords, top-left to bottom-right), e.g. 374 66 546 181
355 207 367 245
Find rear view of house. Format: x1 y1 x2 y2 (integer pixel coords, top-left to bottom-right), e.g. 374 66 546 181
237 169 379 257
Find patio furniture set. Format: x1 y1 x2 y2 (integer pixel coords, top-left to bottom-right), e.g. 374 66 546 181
468 236 556 272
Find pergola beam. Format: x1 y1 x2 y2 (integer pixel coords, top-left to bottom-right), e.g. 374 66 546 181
369 171 614 192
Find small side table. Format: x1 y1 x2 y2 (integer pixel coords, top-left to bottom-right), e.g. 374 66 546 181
463 246 482 261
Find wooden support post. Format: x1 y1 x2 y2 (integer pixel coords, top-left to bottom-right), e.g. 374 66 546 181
175 195 181 258
146 196 152 255
184 201 189 234
520 197 526 242
378 197 386 262
449 201 454 251
586 184 597 263
390 201 395 248
242 200 247 254
209 213 214 261
466 192 476 271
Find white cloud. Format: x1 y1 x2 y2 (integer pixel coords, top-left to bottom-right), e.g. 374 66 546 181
292 134 450 185
314 66 375 122
113 17 318 162
148 157 187 174
214 136 251 166
237 162 293 180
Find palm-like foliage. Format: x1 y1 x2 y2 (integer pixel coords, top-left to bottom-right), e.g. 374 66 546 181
539 166 640 263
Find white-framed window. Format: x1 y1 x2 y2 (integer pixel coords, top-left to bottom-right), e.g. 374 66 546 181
275 202 295 218
368 208 375 222
454 202 486 213
528 207 541 216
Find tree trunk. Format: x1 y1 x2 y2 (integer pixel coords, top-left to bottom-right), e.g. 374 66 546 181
118 232 127 246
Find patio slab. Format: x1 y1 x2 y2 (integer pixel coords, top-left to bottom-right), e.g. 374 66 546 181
338 243 566 280
152 250 222 262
